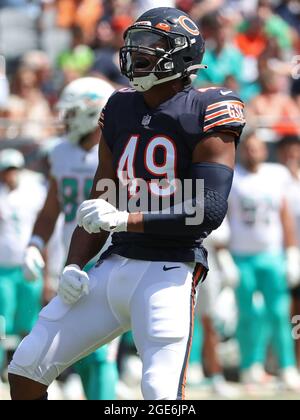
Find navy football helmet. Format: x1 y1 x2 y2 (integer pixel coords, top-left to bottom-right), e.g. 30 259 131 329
120 7 206 92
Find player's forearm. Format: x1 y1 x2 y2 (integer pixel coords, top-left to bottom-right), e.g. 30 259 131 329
66 226 109 269
128 201 226 238
32 212 58 245
283 224 298 249
142 201 226 238
128 163 233 237
30 177 61 247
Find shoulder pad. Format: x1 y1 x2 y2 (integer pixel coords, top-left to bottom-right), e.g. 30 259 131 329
197 87 245 137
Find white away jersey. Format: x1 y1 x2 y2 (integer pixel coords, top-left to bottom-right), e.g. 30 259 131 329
228 163 291 255
0 171 46 266
50 140 99 250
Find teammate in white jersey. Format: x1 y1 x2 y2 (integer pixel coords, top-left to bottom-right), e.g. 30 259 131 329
228 132 300 389
277 135 300 371
22 77 118 400
0 149 46 375
48 138 99 251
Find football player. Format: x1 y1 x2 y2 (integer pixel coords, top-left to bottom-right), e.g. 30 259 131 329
277 135 300 371
228 132 300 389
0 149 45 375
9 7 245 400
20 77 119 400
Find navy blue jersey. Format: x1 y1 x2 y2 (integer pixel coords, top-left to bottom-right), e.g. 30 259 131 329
99 85 245 267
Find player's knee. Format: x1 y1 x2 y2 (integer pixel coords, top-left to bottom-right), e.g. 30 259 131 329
141 374 166 400
141 372 176 400
8 324 49 385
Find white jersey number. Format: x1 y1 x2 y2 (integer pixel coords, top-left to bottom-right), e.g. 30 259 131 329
117 135 177 197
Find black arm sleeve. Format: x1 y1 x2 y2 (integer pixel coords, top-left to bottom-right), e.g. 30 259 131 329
143 162 233 238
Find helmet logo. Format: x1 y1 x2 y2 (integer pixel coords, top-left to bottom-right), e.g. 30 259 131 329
178 16 200 36
155 23 171 32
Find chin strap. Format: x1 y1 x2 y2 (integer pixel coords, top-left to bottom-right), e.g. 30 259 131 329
188 64 208 72
130 63 208 92
153 72 183 86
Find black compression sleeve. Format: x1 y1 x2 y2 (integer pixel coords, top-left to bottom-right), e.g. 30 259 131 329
143 162 233 237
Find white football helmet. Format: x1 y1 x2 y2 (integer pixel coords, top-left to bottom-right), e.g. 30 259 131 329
56 77 115 144
0 149 25 171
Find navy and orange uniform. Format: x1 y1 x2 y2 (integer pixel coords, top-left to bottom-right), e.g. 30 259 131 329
99 85 245 269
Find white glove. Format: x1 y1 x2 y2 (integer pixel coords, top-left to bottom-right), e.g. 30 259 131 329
77 199 129 234
23 246 45 281
216 249 240 289
58 265 89 305
286 247 300 289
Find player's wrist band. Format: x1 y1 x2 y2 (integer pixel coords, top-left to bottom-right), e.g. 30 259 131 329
29 235 45 252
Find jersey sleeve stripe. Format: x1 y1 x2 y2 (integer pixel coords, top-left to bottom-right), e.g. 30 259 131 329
204 117 246 132
204 112 245 128
98 111 105 128
206 100 244 112
204 109 230 122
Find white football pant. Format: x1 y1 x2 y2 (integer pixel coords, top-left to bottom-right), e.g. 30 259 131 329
9 255 204 400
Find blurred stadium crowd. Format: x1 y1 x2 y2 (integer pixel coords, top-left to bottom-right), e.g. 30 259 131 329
1 0 300 400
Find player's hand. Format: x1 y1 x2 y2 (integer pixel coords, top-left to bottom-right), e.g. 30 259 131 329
77 199 129 234
286 247 300 289
23 246 45 282
217 249 240 288
58 265 89 305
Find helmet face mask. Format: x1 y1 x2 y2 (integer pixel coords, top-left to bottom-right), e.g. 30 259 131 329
60 105 98 144
121 28 186 77
56 77 115 144
119 7 206 92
